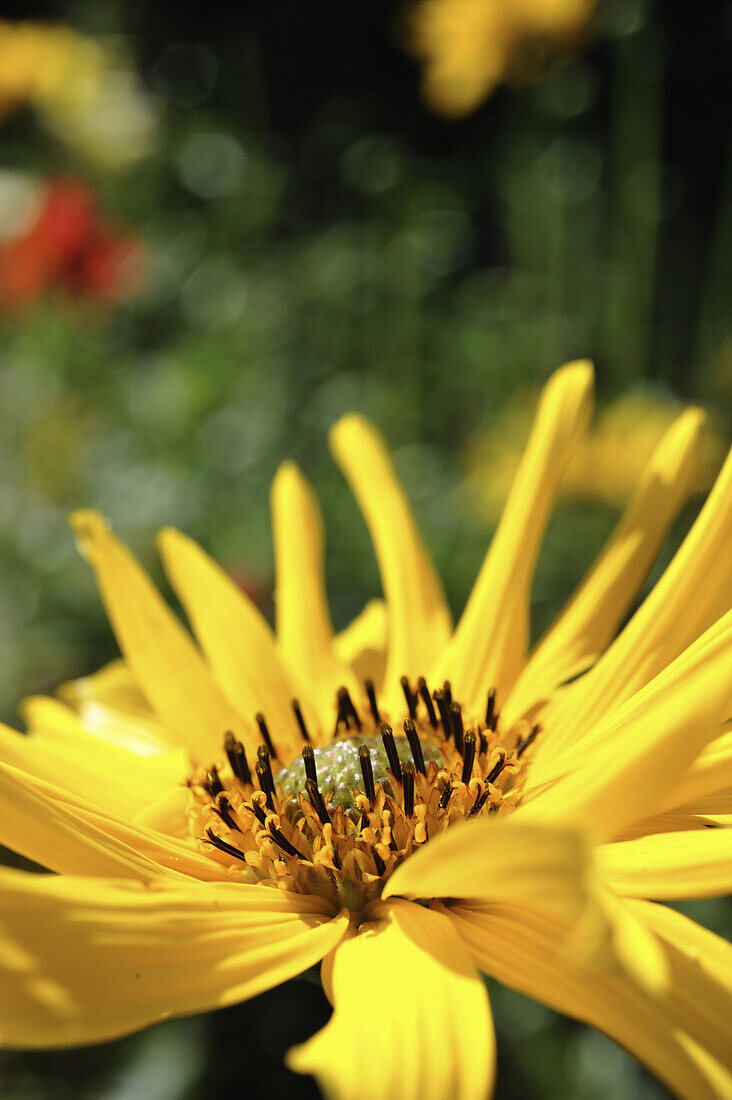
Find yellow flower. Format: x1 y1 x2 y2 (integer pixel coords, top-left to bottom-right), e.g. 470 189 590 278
463 388 726 520
406 0 594 116
0 21 156 168
1 361 732 1099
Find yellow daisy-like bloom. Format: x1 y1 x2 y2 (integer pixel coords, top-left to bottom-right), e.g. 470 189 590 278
407 0 594 117
1 361 732 1098
463 388 726 520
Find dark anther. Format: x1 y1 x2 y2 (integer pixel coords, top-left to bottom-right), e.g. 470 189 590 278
215 794 241 832
488 802 500 815
371 847 386 876
251 800 268 827
337 686 362 731
478 731 489 757
302 744 318 786
450 702 464 753
485 688 497 731
292 699 311 743
486 751 507 784
269 825 305 860
402 760 415 817
461 730 476 784
205 827 248 863
443 680 453 707
365 679 381 725
403 717 426 776
224 732 252 786
418 677 438 728
305 779 332 826
433 690 453 739
380 721 402 780
400 676 418 720
517 723 541 758
359 744 376 805
468 787 490 817
256 713 277 758
437 780 454 812
255 756 276 811
204 765 224 799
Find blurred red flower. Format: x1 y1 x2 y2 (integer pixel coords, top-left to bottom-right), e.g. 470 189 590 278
0 177 143 308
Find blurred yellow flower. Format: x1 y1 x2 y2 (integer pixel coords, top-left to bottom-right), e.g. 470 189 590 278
0 20 157 168
406 0 594 117
0 363 731 1097
464 389 726 521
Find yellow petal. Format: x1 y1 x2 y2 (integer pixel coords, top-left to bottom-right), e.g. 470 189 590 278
599 830 732 899
0 867 347 1047
333 598 387 690
0 701 186 819
271 462 358 724
383 817 596 926
525 608 732 841
627 900 732 1073
431 361 594 712
287 899 494 1100
329 414 452 711
158 526 305 756
0 761 182 881
448 901 724 1100
547 442 732 749
505 408 705 726
656 728 732 812
70 510 252 763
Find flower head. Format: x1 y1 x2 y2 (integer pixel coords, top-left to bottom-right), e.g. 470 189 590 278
406 0 594 117
1 361 731 1098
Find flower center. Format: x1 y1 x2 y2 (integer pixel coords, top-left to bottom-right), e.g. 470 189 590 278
187 677 540 919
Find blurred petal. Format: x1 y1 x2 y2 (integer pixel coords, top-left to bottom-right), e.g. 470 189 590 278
656 728 732 812
448 901 724 1100
432 361 593 711
329 414 452 710
333 598 387 690
71 511 252 763
287 900 494 1100
547 443 732 748
158 526 304 755
525 609 732 841
599 830 732 899
271 462 357 725
0 868 347 1047
506 408 704 725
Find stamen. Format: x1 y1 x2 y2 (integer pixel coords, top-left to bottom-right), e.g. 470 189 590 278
215 794 241 831
305 778 332 826
418 676 438 728
255 750 276 811
450 702 464 753
337 686 362 731
256 712 277 758
486 751 507 784
403 717 426 776
371 847 386 875
292 699 311 743
485 688 497 731
224 732 251 785
517 723 541 757
359 744 376 805
443 680 453 707
433 689 452 739
478 731 489 756
461 729 476 784
204 765 224 799
380 721 402 780
302 744 318 785
402 760 415 817
437 780 454 811
268 822 305 860
250 794 268 827
365 678 381 725
469 786 490 817
205 827 247 863
400 676 417 720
